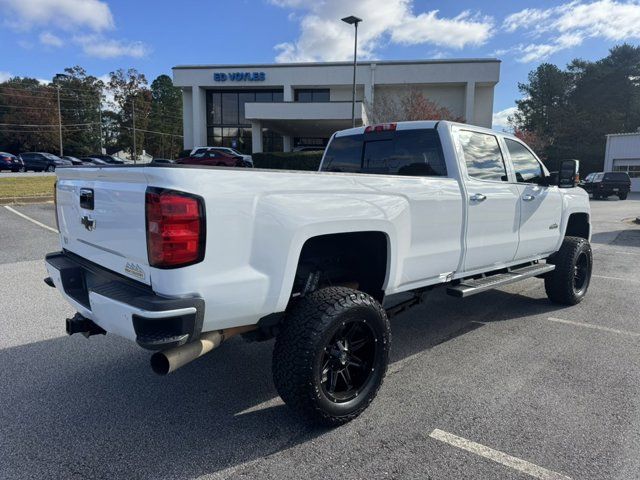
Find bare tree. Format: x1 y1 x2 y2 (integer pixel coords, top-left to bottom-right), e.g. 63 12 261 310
366 88 465 124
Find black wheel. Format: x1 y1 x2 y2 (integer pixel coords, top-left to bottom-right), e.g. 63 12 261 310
545 236 593 305
619 193 627 200
46 165 55 172
273 287 390 426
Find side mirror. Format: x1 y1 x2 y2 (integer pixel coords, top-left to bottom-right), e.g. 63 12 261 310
546 171 559 186
558 159 580 188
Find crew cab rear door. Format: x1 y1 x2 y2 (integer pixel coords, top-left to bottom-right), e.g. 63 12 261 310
503 138 562 259
454 127 521 272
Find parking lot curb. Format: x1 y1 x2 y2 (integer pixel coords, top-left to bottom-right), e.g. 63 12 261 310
0 196 54 205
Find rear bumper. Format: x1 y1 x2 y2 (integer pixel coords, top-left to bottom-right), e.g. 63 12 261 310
45 251 205 350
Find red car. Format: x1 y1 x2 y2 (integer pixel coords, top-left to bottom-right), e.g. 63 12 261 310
176 150 244 167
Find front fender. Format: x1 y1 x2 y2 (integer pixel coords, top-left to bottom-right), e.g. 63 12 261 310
559 187 592 242
250 192 411 312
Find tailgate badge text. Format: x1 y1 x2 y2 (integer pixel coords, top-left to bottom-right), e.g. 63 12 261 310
125 262 145 280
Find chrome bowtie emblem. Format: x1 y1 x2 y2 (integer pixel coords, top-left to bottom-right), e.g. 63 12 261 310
81 215 96 231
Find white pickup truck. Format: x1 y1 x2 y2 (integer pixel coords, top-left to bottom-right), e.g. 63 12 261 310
46 121 592 426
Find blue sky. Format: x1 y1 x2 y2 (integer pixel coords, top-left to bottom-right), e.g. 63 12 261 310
1 0 639 128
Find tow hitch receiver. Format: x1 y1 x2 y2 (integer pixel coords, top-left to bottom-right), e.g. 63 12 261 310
66 313 106 338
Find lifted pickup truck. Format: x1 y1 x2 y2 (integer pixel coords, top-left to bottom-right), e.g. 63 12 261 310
46 121 592 426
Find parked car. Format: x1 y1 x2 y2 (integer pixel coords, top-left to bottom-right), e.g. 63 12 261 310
580 171 631 199
89 154 125 165
293 145 325 152
19 152 72 172
150 158 175 165
47 120 592 426
79 157 109 165
62 156 85 166
0 152 24 172
176 149 246 167
190 146 253 166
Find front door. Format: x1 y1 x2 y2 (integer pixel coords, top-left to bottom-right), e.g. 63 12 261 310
504 138 562 259
456 129 521 272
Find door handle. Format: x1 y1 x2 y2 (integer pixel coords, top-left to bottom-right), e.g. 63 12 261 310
469 193 487 203
522 194 536 202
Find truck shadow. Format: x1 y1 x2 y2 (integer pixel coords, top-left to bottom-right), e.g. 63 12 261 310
0 287 566 479
592 229 640 247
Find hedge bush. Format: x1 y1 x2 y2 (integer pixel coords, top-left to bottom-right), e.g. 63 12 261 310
252 151 323 171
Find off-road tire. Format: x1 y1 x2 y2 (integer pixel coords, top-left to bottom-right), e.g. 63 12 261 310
544 236 593 305
273 287 390 427
619 193 628 200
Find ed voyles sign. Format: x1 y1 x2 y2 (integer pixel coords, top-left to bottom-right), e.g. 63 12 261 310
214 72 266 82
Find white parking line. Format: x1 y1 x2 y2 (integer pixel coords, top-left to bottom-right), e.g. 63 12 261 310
592 274 640 283
3 205 59 234
429 429 572 480
547 317 640 337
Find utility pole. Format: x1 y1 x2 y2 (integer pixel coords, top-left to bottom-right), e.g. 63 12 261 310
341 16 362 128
132 100 137 164
56 85 63 157
98 101 103 154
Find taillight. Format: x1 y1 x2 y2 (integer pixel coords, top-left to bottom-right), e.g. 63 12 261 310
364 123 397 133
145 188 205 268
53 181 60 231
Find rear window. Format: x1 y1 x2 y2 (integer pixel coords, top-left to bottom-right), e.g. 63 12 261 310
603 172 630 181
321 129 447 177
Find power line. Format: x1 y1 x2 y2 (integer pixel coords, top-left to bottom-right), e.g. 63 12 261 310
0 122 99 127
122 126 183 137
0 84 102 100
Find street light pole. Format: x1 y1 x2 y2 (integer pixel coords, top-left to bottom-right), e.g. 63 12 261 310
341 15 362 128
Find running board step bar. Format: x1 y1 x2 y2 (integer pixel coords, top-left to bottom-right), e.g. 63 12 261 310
446 263 555 298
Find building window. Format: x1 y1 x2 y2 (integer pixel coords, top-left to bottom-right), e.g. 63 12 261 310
294 89 330 103
613 160 640 178
206 89 283 153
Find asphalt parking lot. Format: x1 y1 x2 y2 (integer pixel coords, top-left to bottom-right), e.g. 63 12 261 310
1 195 639 479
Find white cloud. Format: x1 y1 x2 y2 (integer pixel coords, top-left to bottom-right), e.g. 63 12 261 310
0 71 12 82
0 0 114 31
391 11 493 49
74 35 151 59
271 0 494 62
492 107 517 131
39 31 63 47
502 1 640 62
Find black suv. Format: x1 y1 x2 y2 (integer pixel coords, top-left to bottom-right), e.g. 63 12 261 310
581 171 631 200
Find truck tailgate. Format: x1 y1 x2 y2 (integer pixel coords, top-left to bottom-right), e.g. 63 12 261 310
55 167 152 285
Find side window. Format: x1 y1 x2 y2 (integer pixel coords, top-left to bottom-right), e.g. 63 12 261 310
458 130 508 182
505 139 544 183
